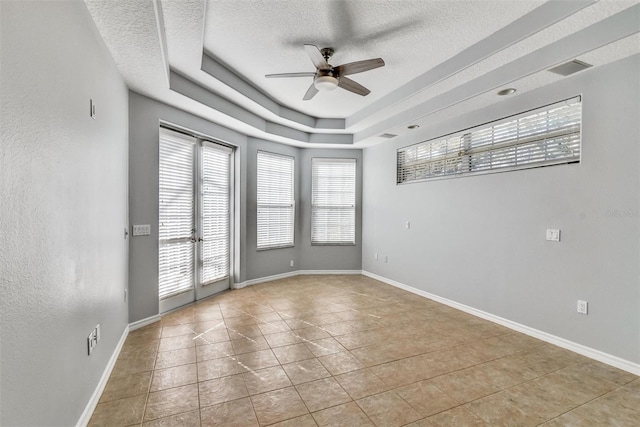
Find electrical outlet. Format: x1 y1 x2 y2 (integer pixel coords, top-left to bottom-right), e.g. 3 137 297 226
374 253 378 261
546 229 561 242
290 260 294 267
577 300 588 315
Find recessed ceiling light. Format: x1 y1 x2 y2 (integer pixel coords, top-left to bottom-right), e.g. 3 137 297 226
407 124 420 129
497 88 516 96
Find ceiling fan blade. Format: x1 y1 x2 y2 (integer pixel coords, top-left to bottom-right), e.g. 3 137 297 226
265 72 316 78
334 58 385 76
338 77 370 96
304 44 329 69
303 82 319 100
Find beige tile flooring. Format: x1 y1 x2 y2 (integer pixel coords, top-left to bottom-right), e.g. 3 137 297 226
90 275 640 426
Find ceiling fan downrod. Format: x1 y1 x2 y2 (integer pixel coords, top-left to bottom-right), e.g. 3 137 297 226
320 47 334 64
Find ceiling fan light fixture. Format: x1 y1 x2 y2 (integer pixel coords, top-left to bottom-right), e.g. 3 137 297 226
314 75 339 91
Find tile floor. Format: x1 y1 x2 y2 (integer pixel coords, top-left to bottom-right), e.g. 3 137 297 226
89 275 639 426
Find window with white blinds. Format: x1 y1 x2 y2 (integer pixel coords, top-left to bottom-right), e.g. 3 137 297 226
257 151 295 250
159 128 195 300
200 143 231 284
397 97 582 184
311 158 356 245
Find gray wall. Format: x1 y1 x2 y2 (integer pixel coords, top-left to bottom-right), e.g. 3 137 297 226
362 55 640 365
244 141 363 278
128 92 249 322
0 1 130 425
128 95 363 323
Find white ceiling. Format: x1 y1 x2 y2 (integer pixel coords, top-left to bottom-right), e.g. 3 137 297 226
84 0 640 148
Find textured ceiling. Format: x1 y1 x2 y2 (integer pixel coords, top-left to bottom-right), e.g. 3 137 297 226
84 0 640 148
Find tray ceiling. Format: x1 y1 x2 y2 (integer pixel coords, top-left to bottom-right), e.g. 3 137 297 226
84 0 640 147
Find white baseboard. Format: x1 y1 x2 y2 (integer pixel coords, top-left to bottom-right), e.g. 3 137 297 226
233 271 298 289
77 325 129 427
129 314 161 331
233 269 362 289
362 270 640 376
297 270 362 275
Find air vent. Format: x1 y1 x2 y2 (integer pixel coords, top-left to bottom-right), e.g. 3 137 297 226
548 60 592 76
379 133 397 139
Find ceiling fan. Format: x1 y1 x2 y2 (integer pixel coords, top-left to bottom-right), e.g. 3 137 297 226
265 44 385 100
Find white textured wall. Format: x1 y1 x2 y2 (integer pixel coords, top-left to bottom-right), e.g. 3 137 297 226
362 55 640 366
0 1 129 425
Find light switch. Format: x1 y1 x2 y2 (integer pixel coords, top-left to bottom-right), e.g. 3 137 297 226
546 229 560 242
133 224 151 236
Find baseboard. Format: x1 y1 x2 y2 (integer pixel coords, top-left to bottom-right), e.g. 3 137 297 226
129 314 161 331
362 270 640 376
233 269 362 289
297 270 362 275
233 271 298 289
76 325 129 427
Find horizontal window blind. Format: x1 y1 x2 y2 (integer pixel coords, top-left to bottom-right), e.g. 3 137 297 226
257 151 294 250
159 128 195 300
312 158 356 245
397 97 581 183
201 143 231 284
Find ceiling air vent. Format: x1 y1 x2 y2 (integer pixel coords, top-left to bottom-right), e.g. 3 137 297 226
379 133 397 139
548 60 592 76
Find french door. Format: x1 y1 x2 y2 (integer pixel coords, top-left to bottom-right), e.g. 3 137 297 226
158 127 233 313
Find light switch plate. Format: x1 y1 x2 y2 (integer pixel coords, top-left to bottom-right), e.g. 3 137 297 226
132 224 151 236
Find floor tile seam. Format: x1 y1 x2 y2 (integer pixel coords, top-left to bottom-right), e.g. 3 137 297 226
149 363 198 393
459 368 616 424
389 385 441 421
292 380 343 415
305 396 384 424
140 371 154 425
400 397 468 422
534 391 618 427
243 388 261 427
351 396 388 427
504 361 614 396
143 407 199 425
198 391 251 411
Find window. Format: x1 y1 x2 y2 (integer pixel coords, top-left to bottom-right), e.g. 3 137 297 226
311 158 356 245
257 151 295 250
397 97 582 184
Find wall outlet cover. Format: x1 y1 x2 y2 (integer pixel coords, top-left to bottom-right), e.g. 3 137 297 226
577 300 588 315
546 229 561 242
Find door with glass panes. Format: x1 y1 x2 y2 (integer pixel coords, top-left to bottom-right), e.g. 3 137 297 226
158 127 233 313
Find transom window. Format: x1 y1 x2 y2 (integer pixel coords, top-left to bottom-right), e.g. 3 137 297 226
397 97 582 184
